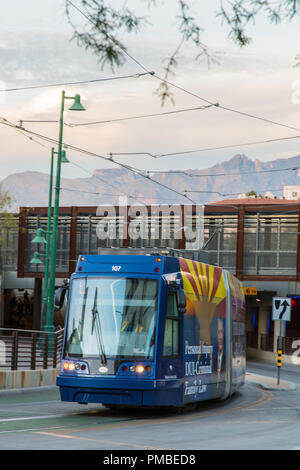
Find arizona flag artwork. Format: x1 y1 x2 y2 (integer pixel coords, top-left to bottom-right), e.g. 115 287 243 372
179 257 227 346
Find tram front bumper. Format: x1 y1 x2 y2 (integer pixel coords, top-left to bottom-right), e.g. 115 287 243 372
56 375 183 407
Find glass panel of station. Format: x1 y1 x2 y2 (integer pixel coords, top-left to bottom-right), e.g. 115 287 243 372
0 215 18 271
202 214 238 273
243 212 297 276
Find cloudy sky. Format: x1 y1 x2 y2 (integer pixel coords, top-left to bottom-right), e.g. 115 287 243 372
1 0 300 186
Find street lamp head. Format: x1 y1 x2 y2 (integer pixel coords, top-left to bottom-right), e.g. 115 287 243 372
61 150 69 163
30 252 42 264
69 94 85 111
32 228 47 244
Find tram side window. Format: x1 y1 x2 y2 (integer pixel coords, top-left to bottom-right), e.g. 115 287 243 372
163 292 180 357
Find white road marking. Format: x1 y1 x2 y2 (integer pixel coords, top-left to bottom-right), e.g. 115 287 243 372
0 426 65 434
0 414 70 422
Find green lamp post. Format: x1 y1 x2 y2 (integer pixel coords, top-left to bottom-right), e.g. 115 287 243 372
45 90 85 333
31 144 73 330
41 148 69 329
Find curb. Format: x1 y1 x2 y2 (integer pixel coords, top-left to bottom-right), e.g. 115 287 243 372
245 374 297 391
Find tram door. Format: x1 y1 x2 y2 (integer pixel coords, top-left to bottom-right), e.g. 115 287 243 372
158 290 184 395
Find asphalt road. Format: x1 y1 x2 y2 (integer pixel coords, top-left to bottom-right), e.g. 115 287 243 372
0 360 299 451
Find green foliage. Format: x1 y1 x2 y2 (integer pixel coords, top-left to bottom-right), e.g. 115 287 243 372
0 188 17 248
245 190 257 197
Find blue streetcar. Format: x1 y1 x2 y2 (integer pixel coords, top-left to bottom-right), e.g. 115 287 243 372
56 253 246 408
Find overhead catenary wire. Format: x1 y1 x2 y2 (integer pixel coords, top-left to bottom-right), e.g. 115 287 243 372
0 72 153 93
68 160 192 203
0 117 52 151
2 114 184 204
146 165 300 179
60 184 193 203
0 115 159 203
68 160 134 200
151 73 300 133
184 188 285 197
67 104 216 127
109 134 300 161
0 118 196 204
3 111 300 211
1 118 299 204
60 187 122 197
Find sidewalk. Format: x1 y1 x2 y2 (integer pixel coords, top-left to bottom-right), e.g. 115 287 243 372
245 372 297 391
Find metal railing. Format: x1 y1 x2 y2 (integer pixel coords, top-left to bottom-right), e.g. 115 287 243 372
0 327 64 371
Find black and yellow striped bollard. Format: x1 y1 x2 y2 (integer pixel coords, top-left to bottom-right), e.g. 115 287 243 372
277 349 282 384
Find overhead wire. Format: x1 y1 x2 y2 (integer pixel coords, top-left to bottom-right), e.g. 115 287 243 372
108 133 300 160
2 117 300 203
2 117 300 204
184 188 284 197
67 104 216 127
5 0 300 181
0 116 52 151
150 135 300 159
68 160 188 203
1 115 162 203
0 72 153 93
146 164 300 179
68 160 133 200
60 187 122 197
0 117 196 204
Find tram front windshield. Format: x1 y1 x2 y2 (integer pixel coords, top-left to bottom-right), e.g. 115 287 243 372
64 277 158 360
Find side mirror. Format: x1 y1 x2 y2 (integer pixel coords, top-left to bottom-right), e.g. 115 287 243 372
176 289 186 314
54 285 67 311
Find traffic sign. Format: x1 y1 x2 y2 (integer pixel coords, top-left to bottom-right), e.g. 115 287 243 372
272 297 291 321
243 287 257 296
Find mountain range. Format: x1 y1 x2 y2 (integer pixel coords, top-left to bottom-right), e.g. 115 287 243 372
1 153 300 210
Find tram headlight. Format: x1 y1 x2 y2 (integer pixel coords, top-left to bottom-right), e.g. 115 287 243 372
62 361 81 372
136 365 144 374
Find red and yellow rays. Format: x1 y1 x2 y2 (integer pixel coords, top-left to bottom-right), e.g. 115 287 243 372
179 258 227 345
179 258 226 305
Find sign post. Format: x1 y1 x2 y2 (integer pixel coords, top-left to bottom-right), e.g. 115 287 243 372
272 297 291 385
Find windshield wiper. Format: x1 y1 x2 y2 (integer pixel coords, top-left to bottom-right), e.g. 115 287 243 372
91 287 107 365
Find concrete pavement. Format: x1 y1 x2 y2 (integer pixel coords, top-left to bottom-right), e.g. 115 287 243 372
245 371 297 391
